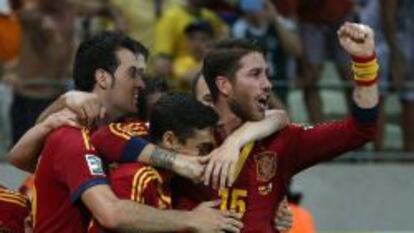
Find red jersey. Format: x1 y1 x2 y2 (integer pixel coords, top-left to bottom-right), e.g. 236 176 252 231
89 163 172 233
172 116 377 233
0 185 30 233
89 121 172 233
91 120 148 163
33 126 108 233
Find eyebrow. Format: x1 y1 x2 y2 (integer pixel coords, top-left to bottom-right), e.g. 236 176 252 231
128 66 145 76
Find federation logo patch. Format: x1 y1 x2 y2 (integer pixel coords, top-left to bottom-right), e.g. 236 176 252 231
254 151 277 182
85 154 105 176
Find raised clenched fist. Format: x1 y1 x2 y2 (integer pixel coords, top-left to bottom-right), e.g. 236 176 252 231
337 22 375 58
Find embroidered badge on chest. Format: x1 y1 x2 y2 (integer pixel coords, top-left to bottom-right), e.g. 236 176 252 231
254 151 277 182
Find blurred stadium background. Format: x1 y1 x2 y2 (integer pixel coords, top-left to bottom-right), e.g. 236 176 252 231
2 62 414 232
2 0 414 231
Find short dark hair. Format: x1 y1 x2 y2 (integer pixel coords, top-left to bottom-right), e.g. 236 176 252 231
202 39 264 102
136 76 170 121
73 31 149 91
149 93 218 144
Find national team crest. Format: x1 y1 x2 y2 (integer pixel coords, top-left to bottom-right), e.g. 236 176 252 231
254 151 277 182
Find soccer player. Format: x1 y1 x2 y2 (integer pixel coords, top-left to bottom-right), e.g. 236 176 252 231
0 184 31 233
8 32 243 233
88 93 228 233
172 22 379 232
89 93 291 232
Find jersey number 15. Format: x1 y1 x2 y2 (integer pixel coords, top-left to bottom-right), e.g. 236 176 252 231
218 188 247 214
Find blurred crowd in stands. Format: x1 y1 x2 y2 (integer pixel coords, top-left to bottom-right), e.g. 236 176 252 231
0 0 413 154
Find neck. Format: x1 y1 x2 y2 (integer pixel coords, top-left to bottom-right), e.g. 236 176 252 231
215 98 243 138
94 89 123 124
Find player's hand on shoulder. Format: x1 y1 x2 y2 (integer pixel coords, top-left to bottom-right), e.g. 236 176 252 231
63 90 106 127
41 108 80 130
189 200 243 233
273 198 293 232
337 22 375 57
204 140 240 189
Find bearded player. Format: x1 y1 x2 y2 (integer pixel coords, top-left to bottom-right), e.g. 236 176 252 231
170 22 379 233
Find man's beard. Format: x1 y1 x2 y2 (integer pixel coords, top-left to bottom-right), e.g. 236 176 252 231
229 97 259 122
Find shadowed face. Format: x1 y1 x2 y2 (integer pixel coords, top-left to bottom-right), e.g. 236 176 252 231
162 127 215 157
107 48 146 116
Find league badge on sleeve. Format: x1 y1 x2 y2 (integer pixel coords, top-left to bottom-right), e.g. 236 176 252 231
85 154 105 176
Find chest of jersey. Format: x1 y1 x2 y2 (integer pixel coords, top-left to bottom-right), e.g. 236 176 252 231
173 140 291 233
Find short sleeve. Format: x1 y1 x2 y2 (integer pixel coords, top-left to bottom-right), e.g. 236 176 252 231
53 127 108 203
91 122 149 163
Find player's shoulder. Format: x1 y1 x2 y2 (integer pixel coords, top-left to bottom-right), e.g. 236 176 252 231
110 163 149 180
287 123 314 131
48 126 87 140
46 126 94 153
0 186 29 209
263 123 313 143
111 163 163 184
106 120 148 139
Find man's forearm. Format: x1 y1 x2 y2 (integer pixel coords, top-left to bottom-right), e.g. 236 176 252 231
84 185 193 232
36 94 66 123
353 85 379 109
114 200 191 232
351 54 380 109
225 110 289 147
8 123 52 172
137 144 176 170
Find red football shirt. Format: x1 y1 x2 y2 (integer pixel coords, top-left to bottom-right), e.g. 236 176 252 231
172 116 377 233
33 126 108 233
0 185 30 233
91 121 149 163
89 120 172 233
89 163 172 233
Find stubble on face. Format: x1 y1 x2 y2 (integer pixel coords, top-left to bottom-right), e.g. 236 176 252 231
226 53 270 122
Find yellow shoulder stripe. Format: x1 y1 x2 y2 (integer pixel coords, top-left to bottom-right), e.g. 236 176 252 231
131 167 153 201
32 186 37 228
0 191 28 203
232 141 255 182
0 196 27 208
136 171 162 202
109 123 132 140
109 123 148 141
81 127 93 151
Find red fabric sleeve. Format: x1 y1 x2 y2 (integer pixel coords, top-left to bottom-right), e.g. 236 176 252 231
280 115 377 175
0 188 30 233
53 127 108 203
141 177 171 209
109 163 144 200
110 164 171 208
91 122 149 163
